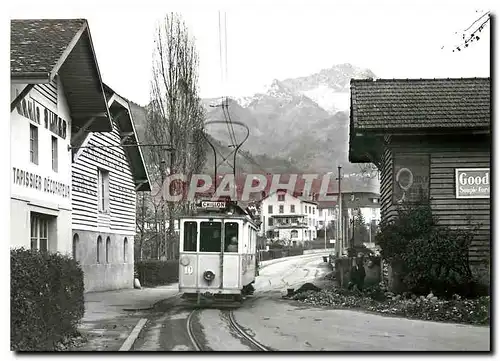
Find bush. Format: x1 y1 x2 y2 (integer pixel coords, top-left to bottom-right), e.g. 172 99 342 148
375 200 479 298
11 248 85 351
135 260 179 287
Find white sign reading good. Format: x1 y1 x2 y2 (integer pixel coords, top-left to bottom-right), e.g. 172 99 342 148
201 201 226 208
455 168 490 199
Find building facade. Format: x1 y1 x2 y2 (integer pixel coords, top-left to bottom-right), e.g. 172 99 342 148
10 19 112 255
260 191 319 245
72 86 150 292
348 78 490 270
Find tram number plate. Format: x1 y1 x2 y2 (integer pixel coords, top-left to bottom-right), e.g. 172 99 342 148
201 201 226 208
184 265 194 275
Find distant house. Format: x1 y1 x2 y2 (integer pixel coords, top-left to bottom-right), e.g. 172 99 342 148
348 78 490 271
10 19 111 255
72 84 150 292
259 190 319 246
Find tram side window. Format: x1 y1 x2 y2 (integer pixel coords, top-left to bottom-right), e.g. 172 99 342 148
225 222 239 253
200 222 222 252
183 221 197 252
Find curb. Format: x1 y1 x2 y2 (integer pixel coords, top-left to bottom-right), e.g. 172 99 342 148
119 318 148 351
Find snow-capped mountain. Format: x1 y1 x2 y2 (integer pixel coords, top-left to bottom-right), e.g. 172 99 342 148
234 63 376 114
202 63 376 174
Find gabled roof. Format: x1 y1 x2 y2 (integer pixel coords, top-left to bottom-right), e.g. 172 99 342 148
11 19 112 132
103 84 151 192
350 77 490 131
349 77 491 163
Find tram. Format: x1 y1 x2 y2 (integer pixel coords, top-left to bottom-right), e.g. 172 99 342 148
178 198 259 306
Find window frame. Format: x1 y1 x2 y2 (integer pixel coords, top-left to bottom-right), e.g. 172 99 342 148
106 237 111 263
183 221 198 252
73 233 79 261
124 237 128 263
97 236 103 264
51 136 58 172
224 222 239 253
97 169 110 213
199 221 222 253
30 213 48 252
29 124 39 165
279 205 284 214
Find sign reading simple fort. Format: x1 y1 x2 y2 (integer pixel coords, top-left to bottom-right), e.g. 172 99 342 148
455 168 489 199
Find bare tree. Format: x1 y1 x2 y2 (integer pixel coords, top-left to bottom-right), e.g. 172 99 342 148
146 13 206 260
357 163 379 179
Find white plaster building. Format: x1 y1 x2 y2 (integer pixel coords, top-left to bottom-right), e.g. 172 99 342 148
10 19 111 255
317 200 338 230
10 19 151 293
259 190 318 246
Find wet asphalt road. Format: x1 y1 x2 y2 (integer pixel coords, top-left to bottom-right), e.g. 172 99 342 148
132 255 490 351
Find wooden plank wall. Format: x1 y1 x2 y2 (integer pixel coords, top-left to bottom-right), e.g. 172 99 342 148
384 135 490 262
34 77 58 106
72 119 137 235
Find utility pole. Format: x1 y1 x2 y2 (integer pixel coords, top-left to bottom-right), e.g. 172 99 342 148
159 159 166 260
336 166 342 257
324 210 327 249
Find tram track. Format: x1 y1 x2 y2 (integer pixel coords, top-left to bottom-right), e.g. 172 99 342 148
186 308 270 351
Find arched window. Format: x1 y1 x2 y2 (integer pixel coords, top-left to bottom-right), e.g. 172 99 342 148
291 230 298 239
106 237 111 263
72 233 79 261
124 238 128 263
97 236 102 263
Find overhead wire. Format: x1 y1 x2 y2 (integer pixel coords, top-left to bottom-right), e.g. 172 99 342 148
223 13 238 148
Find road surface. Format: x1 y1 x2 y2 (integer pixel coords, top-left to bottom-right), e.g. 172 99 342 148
132 254 490 351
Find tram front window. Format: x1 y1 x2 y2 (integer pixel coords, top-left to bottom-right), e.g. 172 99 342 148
200 222 222 252
183 221 197 252
225 222 239 253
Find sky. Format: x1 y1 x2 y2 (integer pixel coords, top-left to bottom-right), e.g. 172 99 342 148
5 0 495 106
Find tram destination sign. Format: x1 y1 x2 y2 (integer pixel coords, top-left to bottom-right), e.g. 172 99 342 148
199 201 227 209
455 168 490 199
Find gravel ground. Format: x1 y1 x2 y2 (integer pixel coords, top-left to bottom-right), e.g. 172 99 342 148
287 273 490 326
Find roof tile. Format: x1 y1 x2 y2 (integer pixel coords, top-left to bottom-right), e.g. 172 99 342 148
350 78 490 131
11 19 86 75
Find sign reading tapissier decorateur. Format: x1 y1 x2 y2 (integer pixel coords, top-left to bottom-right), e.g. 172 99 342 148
455 168 489 199
12 167 70 198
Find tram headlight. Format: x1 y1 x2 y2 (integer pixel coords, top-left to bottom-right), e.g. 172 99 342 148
203 270 215 282
180 256 190 266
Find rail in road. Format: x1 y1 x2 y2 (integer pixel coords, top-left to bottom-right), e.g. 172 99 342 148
187 309 270 351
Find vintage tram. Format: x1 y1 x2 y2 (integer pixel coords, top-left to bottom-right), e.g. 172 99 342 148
178 198 259 306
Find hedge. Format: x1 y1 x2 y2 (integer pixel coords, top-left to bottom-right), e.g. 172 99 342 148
11 248 85 351
259 247 304 261
135 260 179 287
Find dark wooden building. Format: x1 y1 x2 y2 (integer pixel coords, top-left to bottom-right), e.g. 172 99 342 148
348 78 490 268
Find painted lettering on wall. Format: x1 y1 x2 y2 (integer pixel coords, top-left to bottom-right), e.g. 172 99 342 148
15 91 67 139
455 168 490 199
12 167 70 198
72 174 97 197
86 148 125 173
